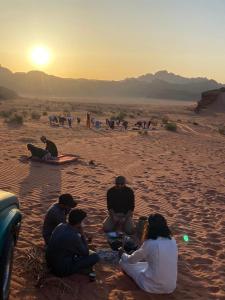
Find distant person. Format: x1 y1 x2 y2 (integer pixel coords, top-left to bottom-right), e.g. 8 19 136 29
91 117 95 126
103 176 135 235
109 120 115 130
77 117 81 125
27 144 51 160
120 213 178 294
42 193 77 245
95 120 101 129
86 113 91 128
147 120 151 129
40 136 58 158
59 116 66 126
135 121 142 128
67 115 73 128
46 209 99 277
122 120 128 130
49 115 58 126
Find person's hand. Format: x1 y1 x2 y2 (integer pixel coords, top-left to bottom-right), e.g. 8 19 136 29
118 247 125 258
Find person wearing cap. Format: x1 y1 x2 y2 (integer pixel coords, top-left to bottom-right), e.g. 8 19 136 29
103 176 135 235
40 136 58 158
46 208 99 277
119 214 178 294
42 194 77 245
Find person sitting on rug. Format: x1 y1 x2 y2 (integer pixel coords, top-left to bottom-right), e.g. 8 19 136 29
27 143 51 160
119 213 178 294
103 176 135 235
42 194 77 245
46 208 99 277
40 136 58 158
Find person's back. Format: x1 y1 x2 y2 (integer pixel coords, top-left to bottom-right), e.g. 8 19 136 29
120 213 178 294
46 139 58 157
42 194 77 245
43 203 66 244
46 209 99 277
46 223 87 275
139 238 177 293
107 185 134 214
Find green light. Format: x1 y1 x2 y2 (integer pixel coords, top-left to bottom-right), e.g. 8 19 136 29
183 235 189 242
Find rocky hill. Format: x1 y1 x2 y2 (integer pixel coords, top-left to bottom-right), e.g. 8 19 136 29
0 66 223 100
0 85 18 100
196 87 225 113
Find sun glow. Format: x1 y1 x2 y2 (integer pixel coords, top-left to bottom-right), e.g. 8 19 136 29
30 46 51 67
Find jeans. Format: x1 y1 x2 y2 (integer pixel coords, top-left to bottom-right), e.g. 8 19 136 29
50 252 99 277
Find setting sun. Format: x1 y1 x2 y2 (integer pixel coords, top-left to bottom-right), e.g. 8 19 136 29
30 46 51 67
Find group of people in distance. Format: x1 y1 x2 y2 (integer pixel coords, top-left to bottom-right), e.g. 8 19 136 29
42 176 178 294
27 136 58 161
49 114 80 128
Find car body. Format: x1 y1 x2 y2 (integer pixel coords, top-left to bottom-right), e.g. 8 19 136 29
0 190 22 300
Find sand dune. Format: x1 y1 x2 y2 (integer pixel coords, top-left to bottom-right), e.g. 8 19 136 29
0 99 224 300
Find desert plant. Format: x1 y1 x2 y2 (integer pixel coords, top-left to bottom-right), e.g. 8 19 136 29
165 122 177 132
218 126 225 136
0 110 13 118
31 111 41 120
110 111 127 121
42 111 48 116
162 115 169 124
6 114 23 125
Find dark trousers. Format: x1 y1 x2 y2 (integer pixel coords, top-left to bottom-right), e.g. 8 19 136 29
50 252 99 277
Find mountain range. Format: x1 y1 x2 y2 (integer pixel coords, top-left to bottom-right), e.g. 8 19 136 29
0 66 223 101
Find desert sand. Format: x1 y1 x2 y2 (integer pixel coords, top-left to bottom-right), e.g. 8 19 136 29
0 97 224 300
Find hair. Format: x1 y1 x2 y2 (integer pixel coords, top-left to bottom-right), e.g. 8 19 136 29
142 213 172 241
115 176 126 186
58 193 77 208
41 136 47 142
68 209 87 225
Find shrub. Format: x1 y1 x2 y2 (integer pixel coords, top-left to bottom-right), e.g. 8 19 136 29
42 111 48 116
218 126 225 136
193 121 199 126
162 115 169 124
165 122 177 132
31 111 41 120
6 114 23 125
111 111 127 121
0 110 13 118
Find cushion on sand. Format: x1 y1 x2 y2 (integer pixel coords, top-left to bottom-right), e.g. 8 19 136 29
30 154 78 165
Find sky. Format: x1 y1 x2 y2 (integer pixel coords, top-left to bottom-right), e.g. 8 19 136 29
1 0 225 82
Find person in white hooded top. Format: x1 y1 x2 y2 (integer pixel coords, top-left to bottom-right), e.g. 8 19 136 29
119 213 178 294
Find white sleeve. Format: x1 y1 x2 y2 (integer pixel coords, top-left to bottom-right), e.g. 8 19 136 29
121 241 148 264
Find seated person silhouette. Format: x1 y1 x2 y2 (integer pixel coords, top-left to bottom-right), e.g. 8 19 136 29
42 194 77 245
119 214 178 294
46 209 99 277
40 136 58 158
103 176 135 235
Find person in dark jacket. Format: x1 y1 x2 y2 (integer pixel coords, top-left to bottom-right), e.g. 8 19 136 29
27 143 51 160
42 194 77 245
46 209 99 277
41 136 58 158
103 176 135 235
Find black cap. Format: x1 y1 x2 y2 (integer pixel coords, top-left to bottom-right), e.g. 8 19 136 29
59 194 77 208
115 176 126 185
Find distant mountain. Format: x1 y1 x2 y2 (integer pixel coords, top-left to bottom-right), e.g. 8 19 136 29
0 85 18 100
0 66 223 100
